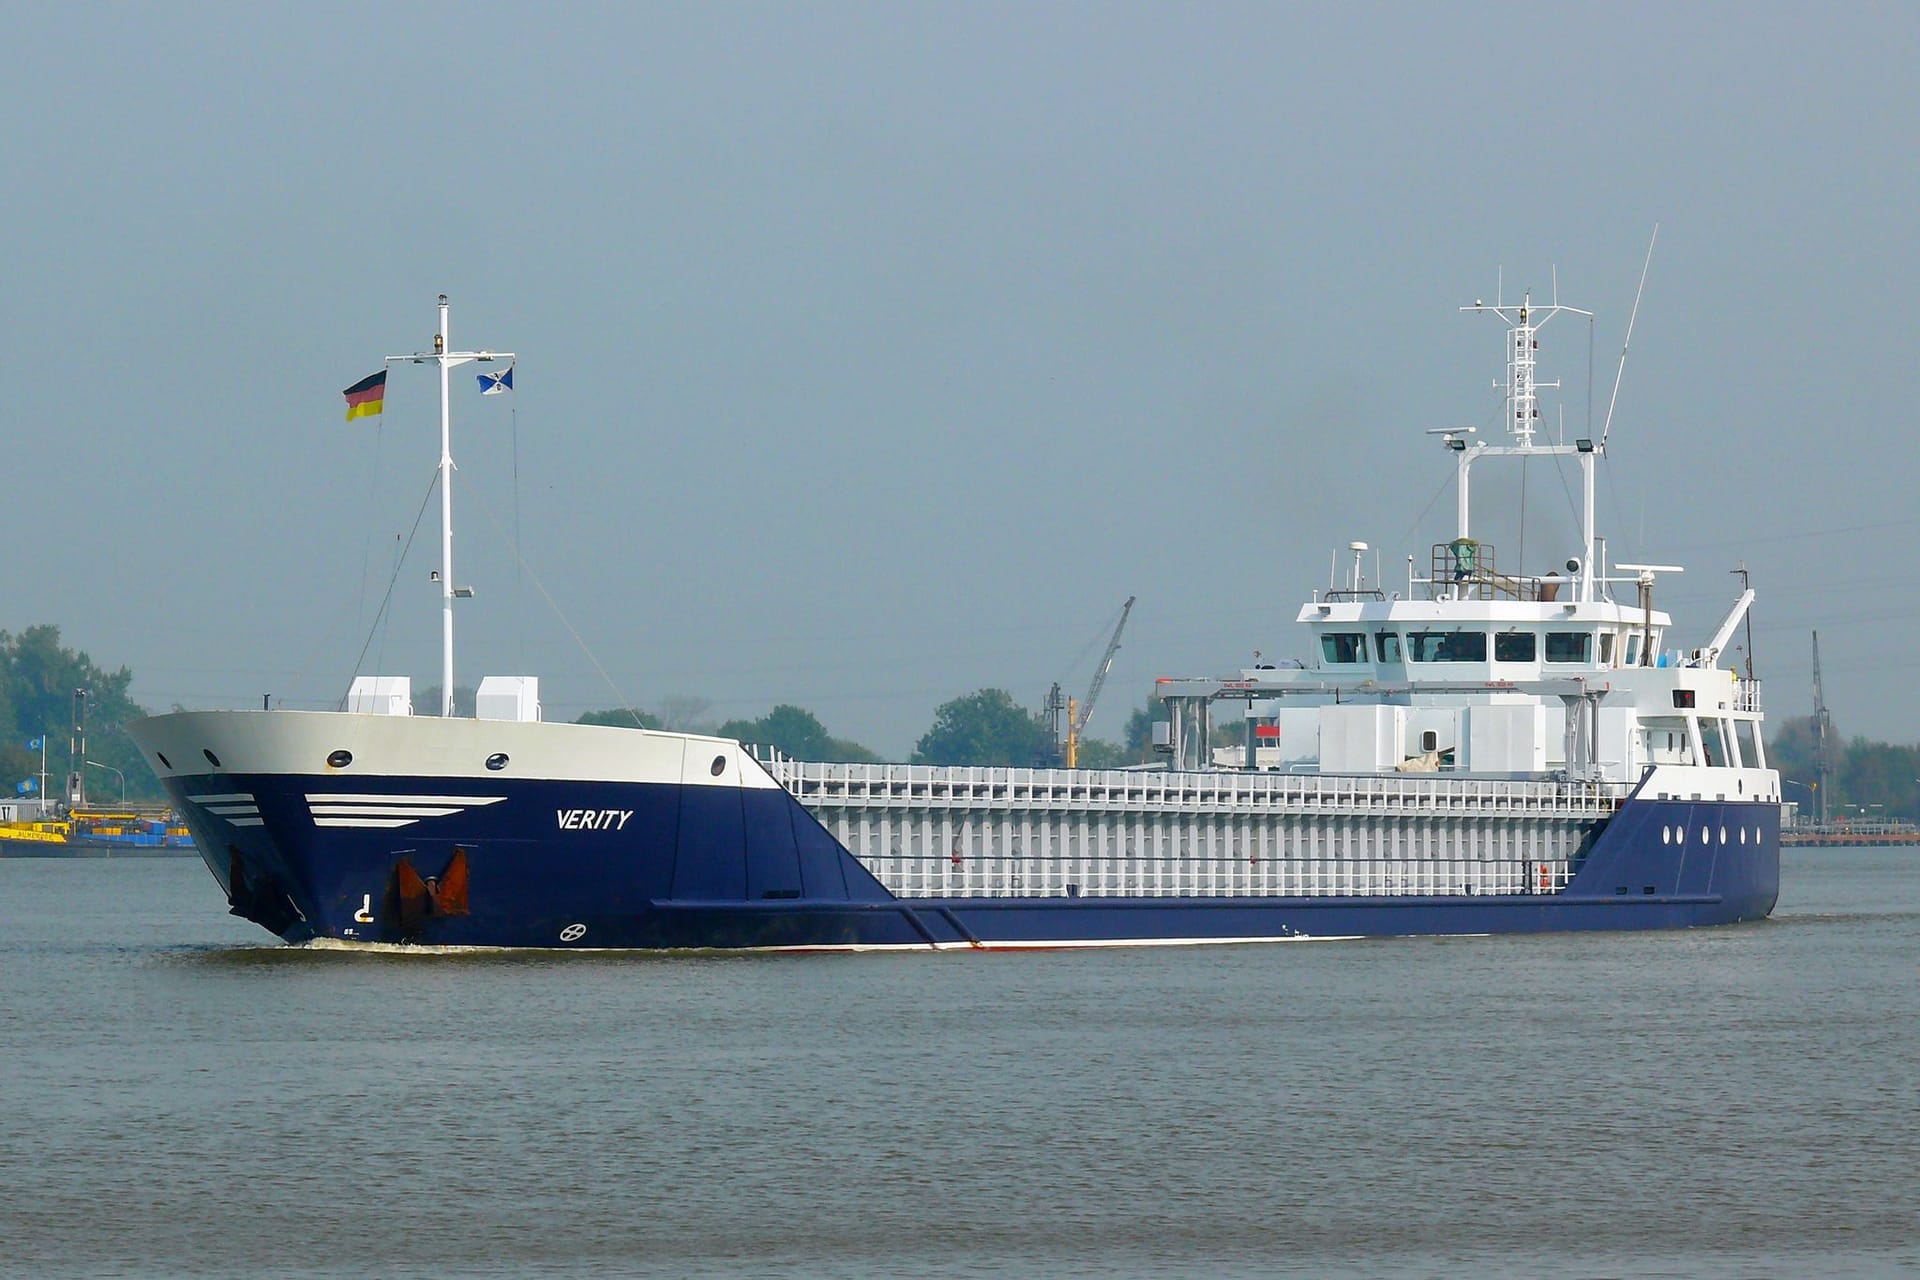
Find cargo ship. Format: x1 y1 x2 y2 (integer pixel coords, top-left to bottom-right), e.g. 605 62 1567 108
128 283 1779 949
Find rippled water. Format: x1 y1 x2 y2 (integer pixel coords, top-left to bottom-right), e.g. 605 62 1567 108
2 848 1916 1279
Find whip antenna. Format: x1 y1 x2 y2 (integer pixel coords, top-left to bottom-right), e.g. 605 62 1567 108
1599 224 1658 450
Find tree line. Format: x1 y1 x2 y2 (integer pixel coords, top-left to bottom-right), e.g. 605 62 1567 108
1764 715 1920 825
572 689 1159 769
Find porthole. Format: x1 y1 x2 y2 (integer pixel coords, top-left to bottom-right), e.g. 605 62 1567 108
1677 826 1686 844
1740 827 1747 845
710 754 727 777
1720 826 1728 844
327 749 353 769
1661 825 1671 845
203 748 223 769
156 752 172 770
1700 827 1709 845
485 752 509 771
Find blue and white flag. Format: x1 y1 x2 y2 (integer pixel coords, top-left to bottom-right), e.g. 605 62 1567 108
476 365 514 396
25 737 42 750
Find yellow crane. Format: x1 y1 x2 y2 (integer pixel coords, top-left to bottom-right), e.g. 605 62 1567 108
1065 596 1135 768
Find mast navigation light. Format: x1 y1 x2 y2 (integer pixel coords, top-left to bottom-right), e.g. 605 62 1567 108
1576 438 1594 452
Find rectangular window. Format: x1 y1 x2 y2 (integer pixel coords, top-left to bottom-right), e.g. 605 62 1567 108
1375 631 1402 663
1407 630 1487 662
1545 632 1592 663
1599 632 1616 665
1321 632 1367 664
1700 717 1730 767
1494 631 1537 662
1625 634 1643 665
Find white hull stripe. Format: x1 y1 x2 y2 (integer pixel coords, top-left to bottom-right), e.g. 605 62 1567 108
308 805 463 819
314 818 422 829
300 793 506 830
303 794 506 807
189 793 262 827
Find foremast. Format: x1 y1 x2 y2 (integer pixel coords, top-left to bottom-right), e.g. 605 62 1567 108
386 295 514 717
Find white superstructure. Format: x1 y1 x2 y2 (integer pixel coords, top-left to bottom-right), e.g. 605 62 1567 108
760 277 1778 902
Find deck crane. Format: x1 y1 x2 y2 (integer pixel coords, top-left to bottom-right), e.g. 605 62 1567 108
1066 596 1135 768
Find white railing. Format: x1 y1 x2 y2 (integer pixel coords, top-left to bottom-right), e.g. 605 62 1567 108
757 755 1631 818
752 752 1606 901
851 850 1577 900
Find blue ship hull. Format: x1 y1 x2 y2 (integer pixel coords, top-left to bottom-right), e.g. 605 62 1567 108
157 768 1780 950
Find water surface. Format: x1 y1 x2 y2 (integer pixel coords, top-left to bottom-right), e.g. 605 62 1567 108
2 848 1915 1278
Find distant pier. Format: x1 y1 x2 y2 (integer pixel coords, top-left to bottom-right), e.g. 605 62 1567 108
1782 821 1920 847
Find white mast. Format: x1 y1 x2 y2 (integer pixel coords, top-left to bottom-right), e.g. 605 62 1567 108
1456 285 1596 601
388 294 513 717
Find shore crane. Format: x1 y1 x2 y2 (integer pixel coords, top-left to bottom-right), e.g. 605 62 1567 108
1812 631 1834 827
1064 596 1135 768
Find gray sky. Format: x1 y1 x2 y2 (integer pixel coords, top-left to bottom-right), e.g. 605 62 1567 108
7 2 1917 757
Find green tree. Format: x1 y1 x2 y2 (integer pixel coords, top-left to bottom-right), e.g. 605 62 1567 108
0 625 158 804
1841 734 1920 824
1122 703 1157 760
912 688 1054 767
413 684 476 717
1073 737 1130 769
1753 714 1920 823
717 705 879 762
575 707 664 730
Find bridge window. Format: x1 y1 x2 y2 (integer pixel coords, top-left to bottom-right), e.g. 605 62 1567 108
1700 717 1729 766
1494 631 1537 662
1545 631 1592 663
1625 634 1643 665
1599 632 1616 665
1407 630 1487 663
1375 631 1402 663
1321 632 1368 664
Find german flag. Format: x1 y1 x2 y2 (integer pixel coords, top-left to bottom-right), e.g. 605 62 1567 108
342 370 387 421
